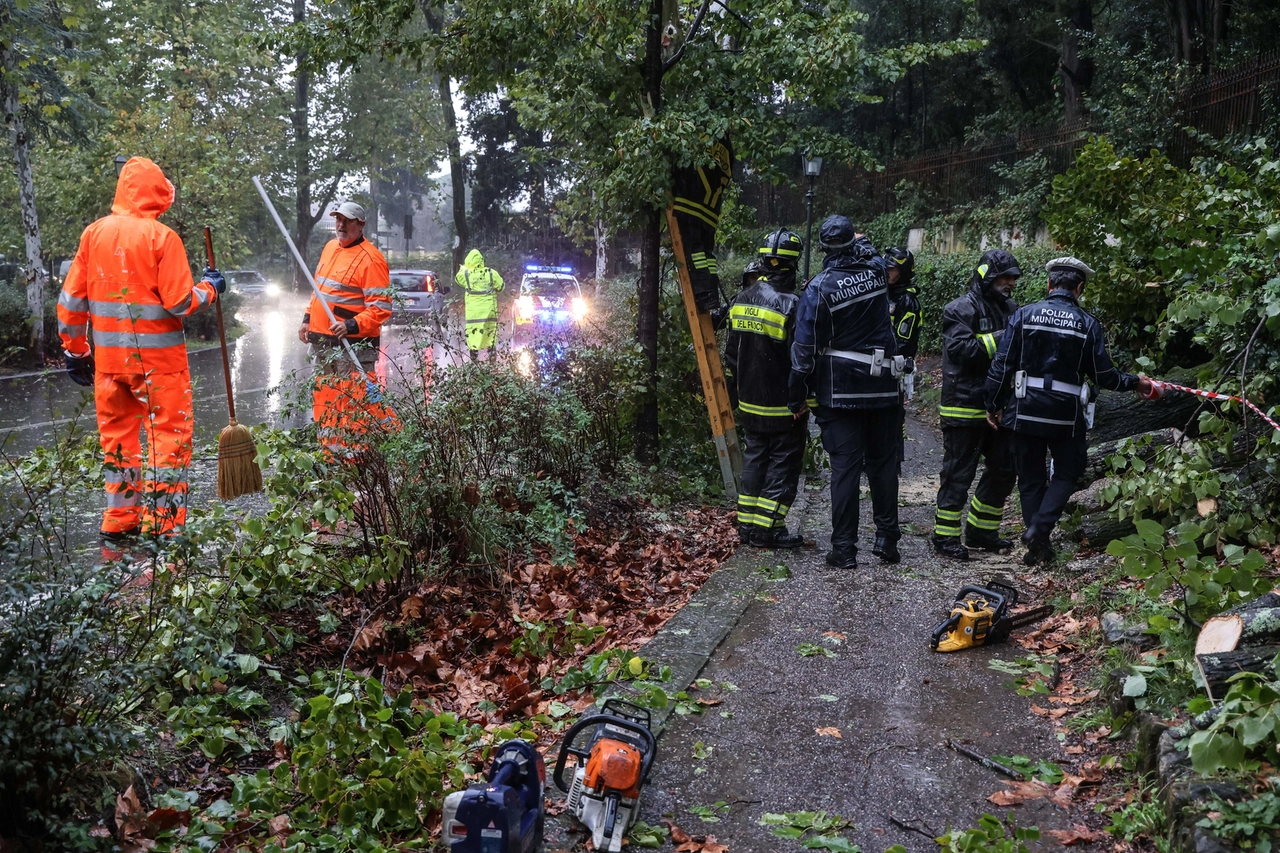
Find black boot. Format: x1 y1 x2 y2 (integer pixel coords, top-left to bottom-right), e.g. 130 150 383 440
825 549 857 570
1020 531 1056 565
966 528 1013 552
932 536 969 561
738 526 753 546
769 529 805 549
872 535 901 564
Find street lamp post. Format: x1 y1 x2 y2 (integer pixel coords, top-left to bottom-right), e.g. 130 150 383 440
802 152 823 283
114 154 128 176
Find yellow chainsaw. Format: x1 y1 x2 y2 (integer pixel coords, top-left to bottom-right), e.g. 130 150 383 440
930 579 1053 653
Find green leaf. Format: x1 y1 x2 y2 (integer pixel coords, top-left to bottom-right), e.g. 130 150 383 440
1122 673 1148 697
802 836 860 852
1135 518 1165 546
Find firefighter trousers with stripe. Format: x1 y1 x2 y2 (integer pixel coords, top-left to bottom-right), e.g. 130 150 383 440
737 415 808 534
95 370 194 535
934 423 1015 541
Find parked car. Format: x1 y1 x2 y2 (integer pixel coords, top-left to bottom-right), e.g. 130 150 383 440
388 269 447 319
513 265 589 330
226 270 281 298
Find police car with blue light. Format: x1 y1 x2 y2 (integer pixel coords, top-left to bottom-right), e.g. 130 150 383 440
513 265 589 330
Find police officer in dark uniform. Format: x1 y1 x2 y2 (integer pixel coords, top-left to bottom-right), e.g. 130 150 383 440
986 257 1153 565
725 230 807 548
885 247 921 465
933 248 1022 561
790 216 902 569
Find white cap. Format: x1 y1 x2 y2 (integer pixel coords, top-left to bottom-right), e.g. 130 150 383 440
1045 256 1095 278
331 201 366 222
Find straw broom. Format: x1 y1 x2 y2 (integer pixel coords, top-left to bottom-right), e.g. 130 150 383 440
204 226 263 499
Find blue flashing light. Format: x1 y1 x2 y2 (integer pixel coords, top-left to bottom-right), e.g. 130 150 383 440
525 264 575 274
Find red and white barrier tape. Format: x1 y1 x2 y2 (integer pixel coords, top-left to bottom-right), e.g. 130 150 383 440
1151 380 1280 433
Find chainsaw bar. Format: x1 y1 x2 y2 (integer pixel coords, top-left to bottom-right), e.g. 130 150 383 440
1007 604 1055 630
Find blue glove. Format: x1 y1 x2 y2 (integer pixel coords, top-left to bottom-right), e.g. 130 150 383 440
64 350 94 387
202 266 226 294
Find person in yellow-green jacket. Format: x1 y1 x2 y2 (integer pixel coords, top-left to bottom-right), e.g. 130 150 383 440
455 249 505 359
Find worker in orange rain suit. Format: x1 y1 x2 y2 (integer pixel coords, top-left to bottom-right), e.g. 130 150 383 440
296 201 395 455
57 156 225 540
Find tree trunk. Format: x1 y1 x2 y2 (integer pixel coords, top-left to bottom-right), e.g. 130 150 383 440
1069 510 1136 546
1058 0 1094 123
292 0 313 293
634 0 665 463
2 45 47 364
1090 386 1202 443
1080 429 1181 489
595 217 609 284
1197 645 1280 700
419 1 469 273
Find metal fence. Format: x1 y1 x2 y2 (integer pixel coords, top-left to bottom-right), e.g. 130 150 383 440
746 50 1280 225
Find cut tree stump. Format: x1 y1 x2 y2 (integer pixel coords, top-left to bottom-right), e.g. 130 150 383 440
1196 645 1280 700
1194 590 1280 699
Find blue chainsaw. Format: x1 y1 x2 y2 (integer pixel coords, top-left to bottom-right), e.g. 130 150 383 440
441 739 545 853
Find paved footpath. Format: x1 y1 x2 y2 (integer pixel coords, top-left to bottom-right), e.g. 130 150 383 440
636 413 1078 852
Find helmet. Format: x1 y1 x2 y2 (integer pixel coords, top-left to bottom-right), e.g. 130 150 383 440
757 230 804 270
885 246 914 283
973 248 1022 294
819 215 857 250
741 258 766 287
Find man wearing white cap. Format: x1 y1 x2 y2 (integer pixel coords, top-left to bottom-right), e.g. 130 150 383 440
985 256 1152 565
297 201 395 452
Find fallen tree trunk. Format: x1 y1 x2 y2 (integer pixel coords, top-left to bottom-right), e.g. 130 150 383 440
1080 429 1182 489
1069 510 1136 546
1195 591 1280 699
1091 387 1202 443
1196 645 1280 700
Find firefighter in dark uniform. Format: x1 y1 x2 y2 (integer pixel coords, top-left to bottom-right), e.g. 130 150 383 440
725 231 807 548
885 247 921 465
790 216 902 569
933 248 1022 561
672 137 733 311
986 257 1152 565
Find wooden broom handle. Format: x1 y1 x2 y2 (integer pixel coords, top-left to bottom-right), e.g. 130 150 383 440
204 227 237 424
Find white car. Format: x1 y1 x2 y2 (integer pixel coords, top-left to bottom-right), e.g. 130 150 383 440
226 270 282 299
513 265 589 329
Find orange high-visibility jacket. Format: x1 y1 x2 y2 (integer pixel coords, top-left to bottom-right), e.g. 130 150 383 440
304 238 391 343
57 157 217 375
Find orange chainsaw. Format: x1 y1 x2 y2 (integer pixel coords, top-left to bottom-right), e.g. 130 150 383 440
553 698 657 852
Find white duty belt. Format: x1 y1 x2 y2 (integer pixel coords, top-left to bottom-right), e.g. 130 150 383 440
822 348 905 378
1015 371 1090 405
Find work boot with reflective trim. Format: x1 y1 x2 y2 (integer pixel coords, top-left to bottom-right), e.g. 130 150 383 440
932 536 970 561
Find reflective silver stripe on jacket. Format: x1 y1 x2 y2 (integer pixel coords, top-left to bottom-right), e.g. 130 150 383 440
170 287 212 316
89 300 173 322
318 275 364 295
92 329 187 349
59 290 89 313
829 288 883 312
1016 414 1076 426
59 321 88 338
463 270 495 295
831 391 900 400
1025 321 1088 339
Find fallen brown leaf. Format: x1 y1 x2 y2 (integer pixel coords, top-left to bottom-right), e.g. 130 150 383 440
400 595 424 621
823 631 847 641
268 814 293 840
1046 825 1108 845
816 727 843 738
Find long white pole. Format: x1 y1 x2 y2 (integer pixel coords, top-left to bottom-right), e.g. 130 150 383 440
251 176 367 375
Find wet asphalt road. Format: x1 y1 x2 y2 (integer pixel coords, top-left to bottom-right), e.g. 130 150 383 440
632 414 1078 852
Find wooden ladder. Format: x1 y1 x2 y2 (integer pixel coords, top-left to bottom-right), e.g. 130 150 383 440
665 207 743 498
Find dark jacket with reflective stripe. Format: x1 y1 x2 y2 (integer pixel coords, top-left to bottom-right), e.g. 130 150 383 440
890 284 921 360
789 238 899 411
941 279 1017 425
985 290 1139 438
725 272 799 433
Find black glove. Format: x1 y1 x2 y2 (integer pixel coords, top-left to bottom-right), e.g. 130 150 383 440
202 266 226 294
710 302 731 331
64 350 94 387
344 318 359 336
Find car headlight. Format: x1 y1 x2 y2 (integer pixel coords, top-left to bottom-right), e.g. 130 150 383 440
571 297 588 321
517 295 535 318
265 283 281 297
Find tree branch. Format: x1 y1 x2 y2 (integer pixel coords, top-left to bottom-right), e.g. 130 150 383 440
663 0 714 73
308 175 345 228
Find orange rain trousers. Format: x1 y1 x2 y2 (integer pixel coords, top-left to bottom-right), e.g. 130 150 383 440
311 348 397 457
96 370 194 535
